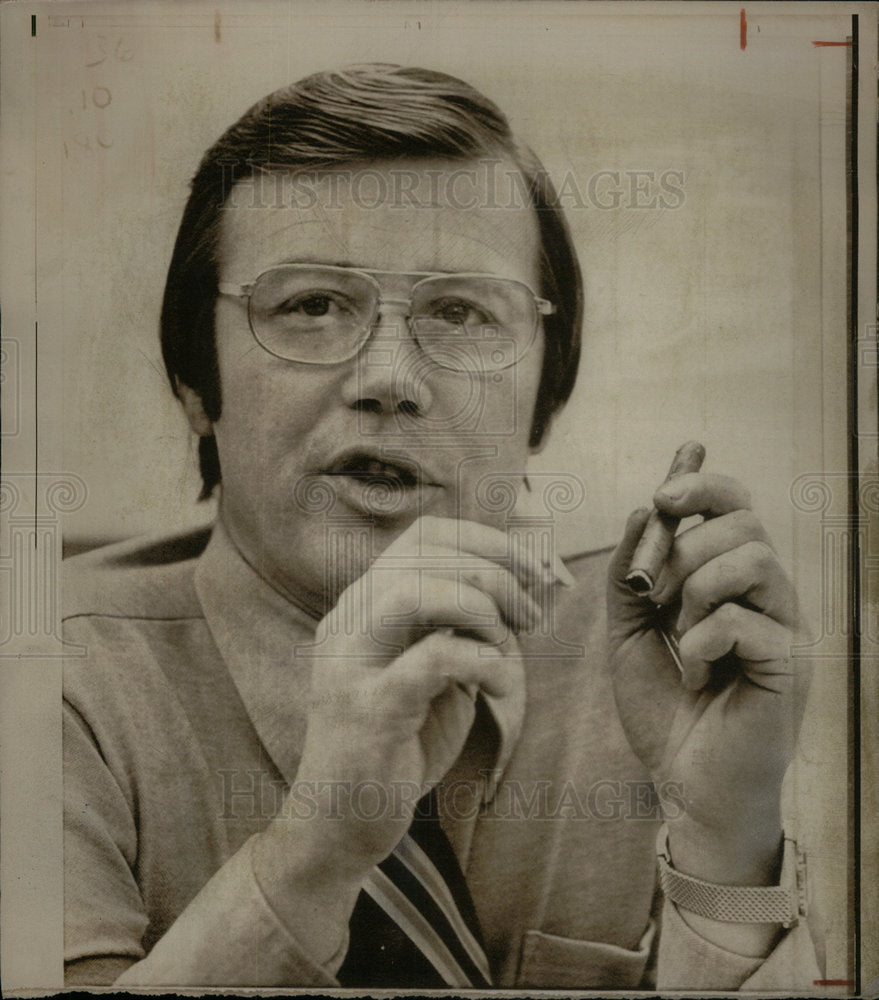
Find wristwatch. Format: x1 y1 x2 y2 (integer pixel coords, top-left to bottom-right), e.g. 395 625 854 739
656 825 808 928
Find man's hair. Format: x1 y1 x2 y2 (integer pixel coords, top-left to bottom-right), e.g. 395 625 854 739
160 64 583 498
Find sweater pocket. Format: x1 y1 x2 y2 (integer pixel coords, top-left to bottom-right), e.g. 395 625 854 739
516 922 655 989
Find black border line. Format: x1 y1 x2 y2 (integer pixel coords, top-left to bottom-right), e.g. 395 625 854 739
34 321 38 546
847 12 861 996
32 14 39 548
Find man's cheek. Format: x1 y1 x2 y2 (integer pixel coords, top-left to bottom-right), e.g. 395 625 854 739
455 476 520 532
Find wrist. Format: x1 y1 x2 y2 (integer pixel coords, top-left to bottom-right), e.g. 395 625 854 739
657 824 809 956
665 806 783 886
254 815 367 941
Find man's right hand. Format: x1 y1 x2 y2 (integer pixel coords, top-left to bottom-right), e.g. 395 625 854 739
252 515 548 939
291 514 547 866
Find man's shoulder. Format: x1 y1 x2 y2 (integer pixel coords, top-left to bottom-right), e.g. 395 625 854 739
63 524 214 623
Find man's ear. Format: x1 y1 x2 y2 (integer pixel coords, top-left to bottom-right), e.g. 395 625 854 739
176 380 214 437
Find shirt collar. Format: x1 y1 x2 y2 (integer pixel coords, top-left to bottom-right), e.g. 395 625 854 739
194 521 317 785
194 520 522 800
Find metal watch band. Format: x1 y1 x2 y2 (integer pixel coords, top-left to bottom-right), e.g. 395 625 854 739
656 825 808 928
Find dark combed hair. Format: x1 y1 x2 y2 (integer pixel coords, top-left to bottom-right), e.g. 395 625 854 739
160 64 583 498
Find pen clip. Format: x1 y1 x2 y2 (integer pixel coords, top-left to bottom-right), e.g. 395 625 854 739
657 626 684 676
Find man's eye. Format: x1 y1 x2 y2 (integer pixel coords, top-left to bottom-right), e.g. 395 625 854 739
297 294 333 316
427 298 489 326
275 292 350 319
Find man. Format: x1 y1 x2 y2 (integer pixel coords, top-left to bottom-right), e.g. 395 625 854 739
63 64 819 989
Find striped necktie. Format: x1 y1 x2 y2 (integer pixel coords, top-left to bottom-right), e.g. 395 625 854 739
336 790 493 988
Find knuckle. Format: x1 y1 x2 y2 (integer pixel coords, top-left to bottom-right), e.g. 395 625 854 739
457 580 498 615
425 632 473 675
713 601 741 629
716 473 750 507
729 477 752 509
462 564 511 600
423 627 456 657
728 507 755 529
727 508 761 538
460 567 489 592
680 570 708 612
741 538 776 572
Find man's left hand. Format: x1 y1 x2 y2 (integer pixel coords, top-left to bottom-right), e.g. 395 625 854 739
607 471 811 887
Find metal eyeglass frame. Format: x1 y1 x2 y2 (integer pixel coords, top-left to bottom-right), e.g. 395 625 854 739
217 264 555 371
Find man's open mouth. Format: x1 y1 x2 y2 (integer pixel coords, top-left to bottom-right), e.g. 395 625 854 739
324 453 423 489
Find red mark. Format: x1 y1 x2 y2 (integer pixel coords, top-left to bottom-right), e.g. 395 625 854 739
812 40 852 47
740 8 747 50
814 981 855 987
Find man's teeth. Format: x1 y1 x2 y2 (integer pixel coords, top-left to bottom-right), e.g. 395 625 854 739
362 460 398 477
338 459 417 483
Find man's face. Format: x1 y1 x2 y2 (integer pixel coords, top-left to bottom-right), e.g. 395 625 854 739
206 158 546 608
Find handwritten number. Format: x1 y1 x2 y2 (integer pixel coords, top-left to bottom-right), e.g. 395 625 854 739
115 37 134 61
84 34 107 68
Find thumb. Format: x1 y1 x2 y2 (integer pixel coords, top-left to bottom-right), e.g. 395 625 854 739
607 508 654 640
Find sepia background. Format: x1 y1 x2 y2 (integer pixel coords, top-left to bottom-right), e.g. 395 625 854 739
2 1 876 992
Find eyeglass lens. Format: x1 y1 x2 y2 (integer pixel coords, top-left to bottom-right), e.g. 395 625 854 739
248 266 538 371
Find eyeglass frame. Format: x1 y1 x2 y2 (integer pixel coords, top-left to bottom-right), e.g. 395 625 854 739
217 264 556 371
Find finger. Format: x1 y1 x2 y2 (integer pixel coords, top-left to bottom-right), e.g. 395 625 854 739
654 472 752 520
676 540 799 634
509 530 576 591
400 544 543 632
609 508 653 589
677 603 794 692
651 509 773 606
372 575 511 647
606 508 655 641
419 680 480 790
381 630 519 714
406 516 564 592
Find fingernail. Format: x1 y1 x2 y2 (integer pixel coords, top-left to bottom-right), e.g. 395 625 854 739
656 485 684 502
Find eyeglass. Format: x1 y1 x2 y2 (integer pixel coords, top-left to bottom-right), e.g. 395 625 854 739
217 264 554 373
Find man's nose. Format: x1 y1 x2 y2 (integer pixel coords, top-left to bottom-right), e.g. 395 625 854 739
340 305 434 417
